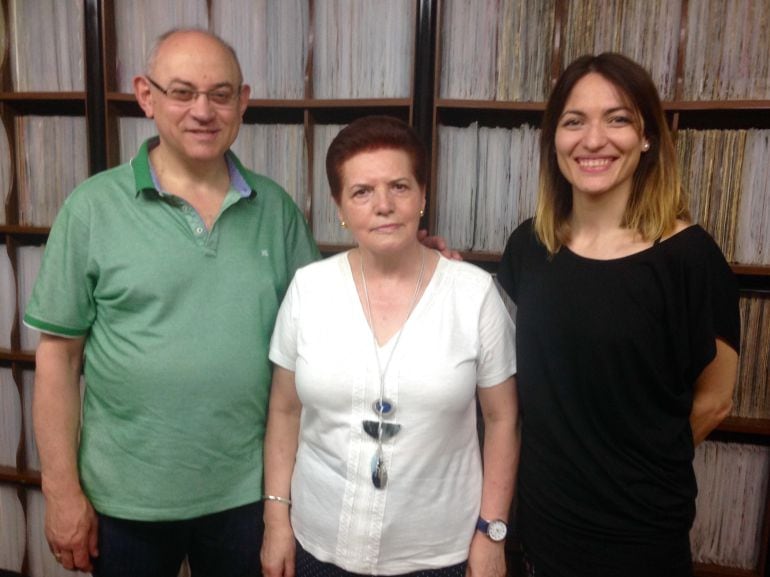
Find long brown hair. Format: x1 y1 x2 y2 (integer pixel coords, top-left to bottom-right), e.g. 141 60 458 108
534 52 688 254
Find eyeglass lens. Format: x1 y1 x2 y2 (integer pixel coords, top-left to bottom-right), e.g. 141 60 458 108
167 87 235 105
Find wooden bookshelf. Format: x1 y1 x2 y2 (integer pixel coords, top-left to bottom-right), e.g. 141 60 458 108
0 3 92 573
1 0 769 576
1 13 92 537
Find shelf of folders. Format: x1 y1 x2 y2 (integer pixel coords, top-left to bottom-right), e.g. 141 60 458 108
0 245 14 350
14 115 89 228
109 0 415 100
676 128 770 268
0 122 10 226
434 121 541 255
5 0 85 92
690 439 770 574
732 293 770 421
0 113 89 230
0 244 44 354
438 0 770 106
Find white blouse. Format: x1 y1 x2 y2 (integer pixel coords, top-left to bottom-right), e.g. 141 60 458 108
269 252 516 574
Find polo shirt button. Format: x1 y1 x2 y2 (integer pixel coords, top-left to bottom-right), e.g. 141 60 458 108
196 227 204 235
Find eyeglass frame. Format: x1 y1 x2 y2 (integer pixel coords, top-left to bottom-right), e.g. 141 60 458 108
144 75 242 107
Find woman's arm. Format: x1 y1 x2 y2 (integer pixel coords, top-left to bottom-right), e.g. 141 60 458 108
690 338 739 445
261 365 303 577
467 377 520 577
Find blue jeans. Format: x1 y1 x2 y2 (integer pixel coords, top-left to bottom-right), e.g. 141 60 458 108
92 501 263 577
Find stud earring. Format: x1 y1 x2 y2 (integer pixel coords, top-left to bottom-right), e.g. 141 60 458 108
419 209 425 217
642 142 650 152
340 220 347 228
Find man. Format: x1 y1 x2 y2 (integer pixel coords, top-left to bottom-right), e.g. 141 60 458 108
24 29 319 576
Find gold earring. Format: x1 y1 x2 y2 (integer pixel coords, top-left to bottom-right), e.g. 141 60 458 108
419 209 425 217
340 220 347 228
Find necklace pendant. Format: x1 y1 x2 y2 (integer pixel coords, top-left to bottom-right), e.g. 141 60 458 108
372 398 396 417
363 420 401 440
371 453 388 489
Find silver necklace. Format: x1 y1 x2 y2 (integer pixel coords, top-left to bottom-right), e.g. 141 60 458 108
360 247 426 488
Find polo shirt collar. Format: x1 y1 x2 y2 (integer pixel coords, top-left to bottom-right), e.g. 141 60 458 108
131 136 256 199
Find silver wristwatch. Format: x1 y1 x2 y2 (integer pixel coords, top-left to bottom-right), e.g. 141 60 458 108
476 516 508 542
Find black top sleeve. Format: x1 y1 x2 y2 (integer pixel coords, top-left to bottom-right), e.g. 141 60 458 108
683 227 741 383
497 218 537 302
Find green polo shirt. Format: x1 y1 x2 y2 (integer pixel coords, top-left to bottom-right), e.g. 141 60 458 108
24 138 319 520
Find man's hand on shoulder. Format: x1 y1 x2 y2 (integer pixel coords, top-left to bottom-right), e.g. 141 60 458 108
418 229 463 260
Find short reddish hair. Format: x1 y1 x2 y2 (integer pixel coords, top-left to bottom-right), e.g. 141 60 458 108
326 115 428 201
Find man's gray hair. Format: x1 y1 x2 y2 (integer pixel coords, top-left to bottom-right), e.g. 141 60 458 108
145 27 244 84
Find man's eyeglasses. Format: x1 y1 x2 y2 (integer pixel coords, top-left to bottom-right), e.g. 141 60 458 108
145 76 240 107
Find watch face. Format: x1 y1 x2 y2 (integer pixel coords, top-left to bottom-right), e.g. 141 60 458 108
488 520 507 541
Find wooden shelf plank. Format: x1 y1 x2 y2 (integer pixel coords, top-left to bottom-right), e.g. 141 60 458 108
694 562 762 577
717 417 770 437
666 100 770 111
0 92 87 101
104 92 413 110
0 350 36 363
0 225 51 235
0 466 41 487
436 98 546 111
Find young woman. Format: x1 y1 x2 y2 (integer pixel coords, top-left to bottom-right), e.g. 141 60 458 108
498 53 740 576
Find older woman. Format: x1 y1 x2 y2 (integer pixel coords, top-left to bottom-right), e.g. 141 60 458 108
261 116 519 577
498 53 740 576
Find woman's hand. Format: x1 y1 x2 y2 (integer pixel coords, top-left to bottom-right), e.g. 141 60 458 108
262 365 302 577
469 377 518 577
261 520 297 577
466 533 506 577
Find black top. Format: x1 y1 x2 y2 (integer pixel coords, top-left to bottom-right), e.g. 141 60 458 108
498 219 740 576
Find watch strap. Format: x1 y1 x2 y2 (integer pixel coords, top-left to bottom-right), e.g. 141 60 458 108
476 517 491 533
476 516 507 541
